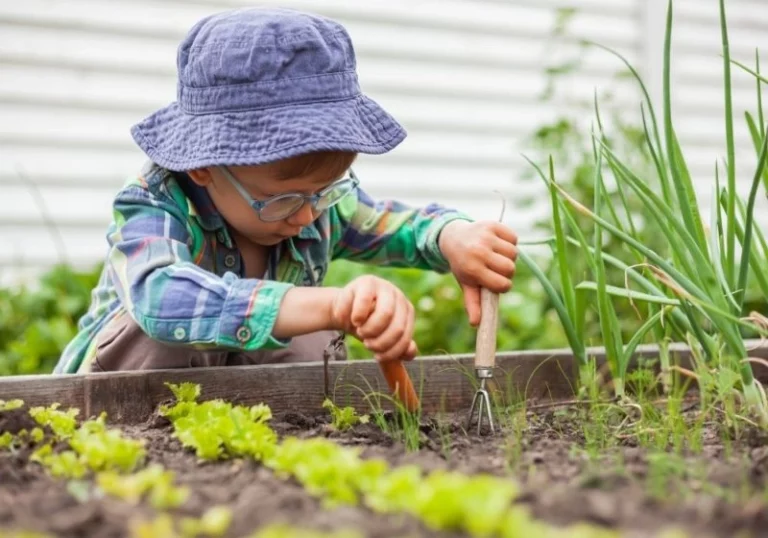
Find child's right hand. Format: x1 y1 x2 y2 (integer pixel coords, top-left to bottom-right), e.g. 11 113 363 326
330 275 418 362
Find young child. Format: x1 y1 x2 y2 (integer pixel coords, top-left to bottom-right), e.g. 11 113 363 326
54 7 519 374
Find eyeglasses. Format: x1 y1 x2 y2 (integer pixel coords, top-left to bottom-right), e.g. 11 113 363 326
218 165 360 222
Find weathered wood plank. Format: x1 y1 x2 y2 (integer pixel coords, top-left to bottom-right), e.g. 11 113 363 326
1 340 767 424
0 373 85 412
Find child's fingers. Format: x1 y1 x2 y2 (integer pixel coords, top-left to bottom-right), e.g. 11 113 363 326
485 252 516 279
364 292 409 356
403 340 418 360
379 297 414 361
473 264 512 293
492 236 519 261
357 286 395 338
461 283 481 326
491 221 519 245
350 277 377 327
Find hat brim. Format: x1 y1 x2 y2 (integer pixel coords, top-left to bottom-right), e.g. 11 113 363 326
130 94 406 171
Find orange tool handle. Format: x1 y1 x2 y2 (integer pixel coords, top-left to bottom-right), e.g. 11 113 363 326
379 359 420 412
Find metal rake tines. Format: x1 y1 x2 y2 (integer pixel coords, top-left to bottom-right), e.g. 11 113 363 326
466 373 495 435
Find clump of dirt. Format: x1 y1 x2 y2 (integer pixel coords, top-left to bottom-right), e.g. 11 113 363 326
0 407 39 435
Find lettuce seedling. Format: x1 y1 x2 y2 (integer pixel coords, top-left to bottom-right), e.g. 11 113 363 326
29 403 79 439
96 464 189 509
0 431 14 449
165 382 201 403
362 464 422 514
265 437 369 507
249 524 363 538
179 506 232 538
461 475 519 537
129 513 178 538
0 399 24 411
165 391 277 462
30 445 87 479
69 424 146 473
322 399 369 431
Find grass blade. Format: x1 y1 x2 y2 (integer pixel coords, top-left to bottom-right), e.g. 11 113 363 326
731 58 768 86
584 41 669 185
641 102 675 206
719 0 738 283
757 49 765 140
592 134 625 396
622 307 670 380
593 93 642 247
663 0 709 254
710 166 739 312
598 139 719 295
565 235 694 341
548 157 578 325
517 249 587 367
574 282 680 305
550 176 707 304
736 121 768 307
732 195 768 300
745 112 768 194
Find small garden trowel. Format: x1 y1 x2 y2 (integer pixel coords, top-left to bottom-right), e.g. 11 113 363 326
466 287 499 434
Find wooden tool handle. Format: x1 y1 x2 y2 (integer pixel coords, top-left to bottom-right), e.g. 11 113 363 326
379 359 420 412
475 288 500 369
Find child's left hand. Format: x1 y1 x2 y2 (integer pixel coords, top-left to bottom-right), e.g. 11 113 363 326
438 220 518 327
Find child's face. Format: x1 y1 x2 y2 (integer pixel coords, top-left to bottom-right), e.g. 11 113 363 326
187 160 344 246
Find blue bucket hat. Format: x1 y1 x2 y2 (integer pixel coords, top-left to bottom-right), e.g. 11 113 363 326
130 7 406 171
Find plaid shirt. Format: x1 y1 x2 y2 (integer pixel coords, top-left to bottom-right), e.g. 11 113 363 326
54 161 472 374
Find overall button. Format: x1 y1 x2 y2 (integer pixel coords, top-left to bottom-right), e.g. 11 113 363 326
236 326 251 342
224 254 237 268
217 231 228 245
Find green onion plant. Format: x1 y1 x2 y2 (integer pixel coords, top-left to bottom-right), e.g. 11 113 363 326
520 0 768 421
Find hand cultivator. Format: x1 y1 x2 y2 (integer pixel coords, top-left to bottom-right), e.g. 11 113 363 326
467 192 505 434
466 287 499 434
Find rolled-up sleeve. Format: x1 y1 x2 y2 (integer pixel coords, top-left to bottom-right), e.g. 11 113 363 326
330 187 473 273
107 185 293 351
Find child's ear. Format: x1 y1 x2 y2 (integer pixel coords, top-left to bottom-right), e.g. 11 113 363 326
187 167 214 187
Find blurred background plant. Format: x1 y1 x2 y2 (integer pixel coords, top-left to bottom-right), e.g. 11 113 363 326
0 263 101 375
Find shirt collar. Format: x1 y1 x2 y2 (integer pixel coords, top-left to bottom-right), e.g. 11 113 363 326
175 172 227 233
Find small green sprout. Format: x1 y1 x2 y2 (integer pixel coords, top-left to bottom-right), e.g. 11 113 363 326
165 382 201 403
322 398 369 431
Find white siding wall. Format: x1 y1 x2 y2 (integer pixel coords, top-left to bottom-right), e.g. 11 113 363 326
0 0 766 285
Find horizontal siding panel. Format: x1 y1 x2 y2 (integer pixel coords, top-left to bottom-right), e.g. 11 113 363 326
0 0 640 44
0 186 115 227
0 23 637 82
0 146 144 184
672 53 765 90
0 226 109 266
675 0 768 30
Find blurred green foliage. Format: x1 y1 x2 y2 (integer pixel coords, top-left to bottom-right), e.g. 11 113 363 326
0 264 102 375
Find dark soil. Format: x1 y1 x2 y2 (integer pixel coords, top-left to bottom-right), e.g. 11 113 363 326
3 400 768 538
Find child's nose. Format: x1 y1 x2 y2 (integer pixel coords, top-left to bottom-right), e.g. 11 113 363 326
288 202 315 226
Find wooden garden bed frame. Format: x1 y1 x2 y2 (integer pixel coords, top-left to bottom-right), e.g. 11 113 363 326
2 340 768 424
